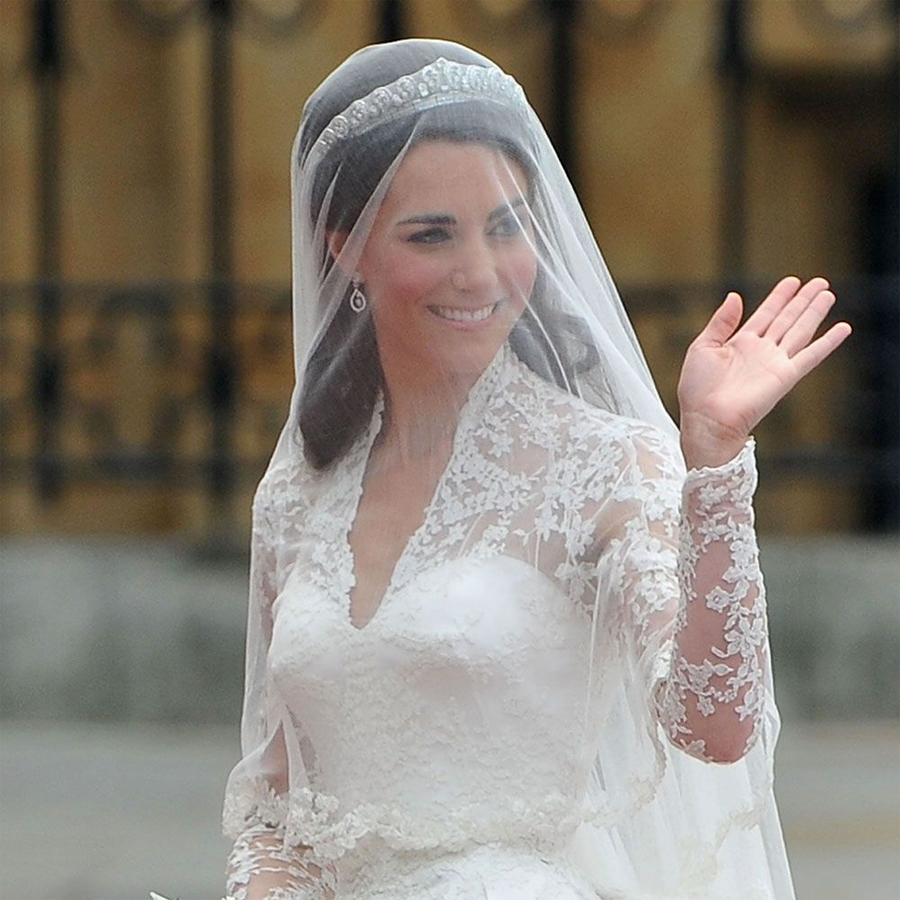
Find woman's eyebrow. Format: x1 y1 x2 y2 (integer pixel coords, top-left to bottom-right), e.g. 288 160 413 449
397 213 455 226
397 198 526 227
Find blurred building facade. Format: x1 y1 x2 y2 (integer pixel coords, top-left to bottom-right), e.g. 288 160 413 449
1 0 898 538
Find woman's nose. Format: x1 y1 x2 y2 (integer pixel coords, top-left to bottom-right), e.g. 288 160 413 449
451 241 499 294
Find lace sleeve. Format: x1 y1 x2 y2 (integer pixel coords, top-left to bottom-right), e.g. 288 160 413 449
594 431 769 766
654 438 767 764
223 476 336 899
226 823 336 900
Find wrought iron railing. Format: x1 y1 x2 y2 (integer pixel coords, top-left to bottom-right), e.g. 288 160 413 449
2 277 897 533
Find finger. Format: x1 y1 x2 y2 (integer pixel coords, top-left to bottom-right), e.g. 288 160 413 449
766 277 831 344
789 321 852 380
743 276 802 336
692 291 743 348
780 289 836 357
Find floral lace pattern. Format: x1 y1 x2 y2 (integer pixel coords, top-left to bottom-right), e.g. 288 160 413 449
656 442 767 762
223 346 774 898
226 822 336 900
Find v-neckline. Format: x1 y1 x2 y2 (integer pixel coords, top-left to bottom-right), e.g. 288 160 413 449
339 347 510 633
342 397 453 633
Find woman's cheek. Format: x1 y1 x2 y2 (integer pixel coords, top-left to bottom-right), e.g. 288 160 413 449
373 243 434 287
389 255 447 303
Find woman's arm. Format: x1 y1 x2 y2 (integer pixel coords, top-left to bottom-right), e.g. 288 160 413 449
225 726 337 899
224 478 336 899
653 440 765 763
603 431 765 764
226 823 335 900
625 277 848 763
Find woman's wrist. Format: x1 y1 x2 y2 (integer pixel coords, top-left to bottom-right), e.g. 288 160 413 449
679 411 749 471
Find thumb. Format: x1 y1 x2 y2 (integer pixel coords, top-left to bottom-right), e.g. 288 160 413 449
693 292 743 348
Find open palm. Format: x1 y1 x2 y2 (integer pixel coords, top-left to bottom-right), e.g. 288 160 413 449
677 276 851 467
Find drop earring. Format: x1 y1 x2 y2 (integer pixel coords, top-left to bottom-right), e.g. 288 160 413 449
349 276 367 313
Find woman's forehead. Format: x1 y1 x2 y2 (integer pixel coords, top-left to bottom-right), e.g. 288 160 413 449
383 140 528 210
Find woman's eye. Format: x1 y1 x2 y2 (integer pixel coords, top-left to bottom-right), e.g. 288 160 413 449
407 227 450 244
490 215 524 238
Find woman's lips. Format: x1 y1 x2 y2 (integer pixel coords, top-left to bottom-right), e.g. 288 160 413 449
428 301 500 325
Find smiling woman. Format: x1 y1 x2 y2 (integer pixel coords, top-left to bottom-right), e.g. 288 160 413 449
222 38 848 900
342 141 536 391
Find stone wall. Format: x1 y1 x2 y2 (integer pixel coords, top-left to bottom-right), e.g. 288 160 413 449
1 536 897 724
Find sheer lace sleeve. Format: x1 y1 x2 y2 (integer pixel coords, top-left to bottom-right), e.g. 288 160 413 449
656 438 767 764
226 822 336 900
595 430 769 766
223 474 336 900
575 430 787 898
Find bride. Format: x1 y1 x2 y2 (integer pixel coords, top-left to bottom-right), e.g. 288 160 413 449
222 39 849 900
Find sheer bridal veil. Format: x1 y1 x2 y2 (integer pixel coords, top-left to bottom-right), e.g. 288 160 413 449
224 39 793 900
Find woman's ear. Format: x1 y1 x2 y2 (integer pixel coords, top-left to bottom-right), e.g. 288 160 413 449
326 231 349 266
328 230 370 283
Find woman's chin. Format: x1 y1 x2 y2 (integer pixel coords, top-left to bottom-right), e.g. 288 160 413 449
387 340 505 386
376 304 522 386
433 330 511 375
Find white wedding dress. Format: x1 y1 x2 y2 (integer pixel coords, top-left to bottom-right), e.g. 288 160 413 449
223 346 788 900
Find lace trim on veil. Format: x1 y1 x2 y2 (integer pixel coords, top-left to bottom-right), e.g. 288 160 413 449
223 778 584 863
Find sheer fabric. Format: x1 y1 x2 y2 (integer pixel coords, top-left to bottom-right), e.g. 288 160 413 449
223 39 793 899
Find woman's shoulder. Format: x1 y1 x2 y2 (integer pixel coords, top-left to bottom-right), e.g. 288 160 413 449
512 360 682 471
253 449 320 515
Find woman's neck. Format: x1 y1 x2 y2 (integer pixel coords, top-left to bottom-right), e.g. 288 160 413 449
375 360 481 467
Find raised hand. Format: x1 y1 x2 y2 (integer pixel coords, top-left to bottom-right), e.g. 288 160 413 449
677 276 852 469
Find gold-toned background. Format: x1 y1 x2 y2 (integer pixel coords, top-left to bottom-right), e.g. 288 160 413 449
2 0 896 537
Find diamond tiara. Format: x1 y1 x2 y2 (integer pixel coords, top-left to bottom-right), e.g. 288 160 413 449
314 58 528 153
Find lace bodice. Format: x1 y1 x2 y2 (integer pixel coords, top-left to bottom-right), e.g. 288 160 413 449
223 347 773 899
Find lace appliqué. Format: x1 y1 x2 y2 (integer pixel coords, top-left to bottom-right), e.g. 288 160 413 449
226 822 336 900
224 777 583 865
656 440 767 762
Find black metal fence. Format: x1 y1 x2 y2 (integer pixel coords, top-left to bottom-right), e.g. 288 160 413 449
0 281 292 499
2 276 897 533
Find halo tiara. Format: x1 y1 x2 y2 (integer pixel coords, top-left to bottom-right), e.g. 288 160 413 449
314 58 528 152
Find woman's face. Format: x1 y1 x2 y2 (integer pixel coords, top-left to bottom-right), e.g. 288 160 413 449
354 140 537 386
